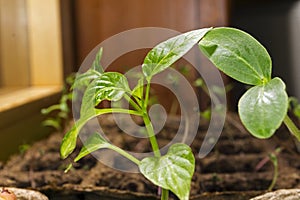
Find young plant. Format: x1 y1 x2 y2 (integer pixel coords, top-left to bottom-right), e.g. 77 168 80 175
60 28 211 200
41 74 75 130
60 27 300 200
199 27 300 142
255 147 281 191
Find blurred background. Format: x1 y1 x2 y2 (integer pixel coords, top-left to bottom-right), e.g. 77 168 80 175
0 0 299 160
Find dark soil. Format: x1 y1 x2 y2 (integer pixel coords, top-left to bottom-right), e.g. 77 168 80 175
1 113 300 200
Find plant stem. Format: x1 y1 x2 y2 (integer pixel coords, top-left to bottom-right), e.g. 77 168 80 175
124 94 142 112
108 144 141 165
143 79 169 200
161 188 169 200
283 115 300 141
144 81 151 110
143 114 161 157
268 153 278 191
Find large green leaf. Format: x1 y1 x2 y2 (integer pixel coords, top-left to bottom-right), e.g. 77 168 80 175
142 28 211 80
238 77 288 138
199 27 272 85
93 72 131 105
139 143 195 200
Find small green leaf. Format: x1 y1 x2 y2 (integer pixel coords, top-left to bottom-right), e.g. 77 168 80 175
74 132 109 162
72 48 104 89
139 143 195 200
93 72 131 105
132 78 144 100
238 77 288 138
72 69 102 90
199 27 272 85
142 28 211 80
60 125 79 159
41 104 61 115
92 47 104 73
60 108 141 159
42 118 61 130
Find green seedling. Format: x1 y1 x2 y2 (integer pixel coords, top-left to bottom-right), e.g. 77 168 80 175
60 29 211 200
199 27 300 141
60 27 300 200
41 74 75 130
255 148 281 191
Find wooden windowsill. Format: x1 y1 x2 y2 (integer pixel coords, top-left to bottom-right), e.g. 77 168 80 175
0 86 63 161
0 86 62 112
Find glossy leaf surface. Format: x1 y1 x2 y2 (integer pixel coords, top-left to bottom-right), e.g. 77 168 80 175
142 28 211 80
139 143 195 200
238 77 288 138
94 72 131 105
199 27 272 85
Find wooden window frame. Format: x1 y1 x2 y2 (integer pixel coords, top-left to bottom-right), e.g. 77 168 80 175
0 0 64 160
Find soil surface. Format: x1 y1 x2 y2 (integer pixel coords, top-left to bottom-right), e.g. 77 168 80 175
1 113 300 200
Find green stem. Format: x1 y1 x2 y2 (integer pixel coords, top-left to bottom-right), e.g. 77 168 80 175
283 115 300 141
268 153 278 191
161 188 169 200
108 144 141 165
124 94 142 112
144 81 151 110
143 114 161 157
143 78 169 199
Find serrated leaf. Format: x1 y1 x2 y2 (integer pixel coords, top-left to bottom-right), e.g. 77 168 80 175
238 77 288 138
93 72 131 105
74 132 109 162
199 27 272 85
142 28 211 80
139 143 195 200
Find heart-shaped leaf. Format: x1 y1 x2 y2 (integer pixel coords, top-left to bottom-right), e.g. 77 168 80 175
142 28 211 80
139 143 195 200
199 27 272 85
238 77 288 138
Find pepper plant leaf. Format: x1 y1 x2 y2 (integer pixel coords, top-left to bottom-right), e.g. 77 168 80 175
139 143 195 200
61 72 136 159
72 48 103 89
199 27 272 85
142 28 211 81
60 108 141 159
74 132 109 162
238 77 288 138
91 47 104 73
93 72 131 106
